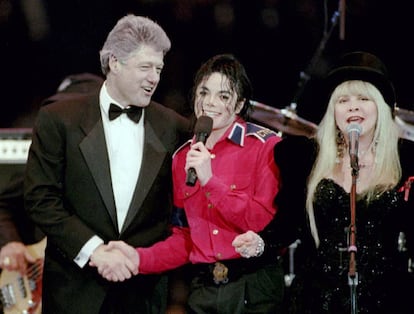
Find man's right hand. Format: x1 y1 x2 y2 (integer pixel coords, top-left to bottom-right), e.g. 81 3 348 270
89 243 139 282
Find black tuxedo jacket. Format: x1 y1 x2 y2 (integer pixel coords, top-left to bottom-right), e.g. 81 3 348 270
24 90 191 314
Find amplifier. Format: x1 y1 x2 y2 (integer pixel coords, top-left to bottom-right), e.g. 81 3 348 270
0 128 32 164
0 128 32 192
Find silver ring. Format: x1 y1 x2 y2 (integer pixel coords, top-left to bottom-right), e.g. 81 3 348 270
241 249 250 258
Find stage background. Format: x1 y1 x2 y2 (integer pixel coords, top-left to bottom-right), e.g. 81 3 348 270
2 0 413 129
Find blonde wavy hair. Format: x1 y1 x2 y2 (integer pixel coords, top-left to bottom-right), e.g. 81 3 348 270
306 80 401 246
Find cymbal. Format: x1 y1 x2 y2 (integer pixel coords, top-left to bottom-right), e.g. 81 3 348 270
394 107 414 124
394 107 414 141
249 101 318 138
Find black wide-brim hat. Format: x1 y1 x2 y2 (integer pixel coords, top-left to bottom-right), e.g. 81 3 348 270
325 51 396 108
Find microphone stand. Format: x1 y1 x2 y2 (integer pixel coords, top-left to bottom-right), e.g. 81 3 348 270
348 163 359 314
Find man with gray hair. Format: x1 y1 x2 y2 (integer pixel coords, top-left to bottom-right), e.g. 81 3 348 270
24 14 190 314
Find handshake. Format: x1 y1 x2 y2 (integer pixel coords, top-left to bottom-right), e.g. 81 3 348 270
89 241 139 282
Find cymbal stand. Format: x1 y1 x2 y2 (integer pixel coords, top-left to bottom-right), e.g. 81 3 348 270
284 239 301 287
288 8 340 115
348 164 359 314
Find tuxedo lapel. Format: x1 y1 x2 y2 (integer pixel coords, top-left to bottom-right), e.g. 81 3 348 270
121 117 168 233
79 98 118 230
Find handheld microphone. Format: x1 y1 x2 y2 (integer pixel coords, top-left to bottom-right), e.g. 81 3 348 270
185 116 213 186
346 123 362 171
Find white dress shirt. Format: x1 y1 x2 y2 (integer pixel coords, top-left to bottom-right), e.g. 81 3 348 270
74 82 144 267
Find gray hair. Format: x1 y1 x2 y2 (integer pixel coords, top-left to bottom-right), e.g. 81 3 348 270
99 14 171 75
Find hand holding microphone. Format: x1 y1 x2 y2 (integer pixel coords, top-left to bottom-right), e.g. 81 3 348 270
186 116 213 186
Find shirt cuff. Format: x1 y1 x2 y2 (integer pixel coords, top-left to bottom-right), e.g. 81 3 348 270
74 235 104 268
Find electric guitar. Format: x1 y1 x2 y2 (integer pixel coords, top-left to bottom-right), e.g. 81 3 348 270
0 238 46 314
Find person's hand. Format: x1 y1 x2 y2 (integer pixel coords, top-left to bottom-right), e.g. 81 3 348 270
0 241 37 274
107 240 139 263
89 243 139 282
105 241 140 280
232 230 265 258
185 141 212 186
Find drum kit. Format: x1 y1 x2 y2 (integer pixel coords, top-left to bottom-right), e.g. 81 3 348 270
249 101 318 138
248 100 414 142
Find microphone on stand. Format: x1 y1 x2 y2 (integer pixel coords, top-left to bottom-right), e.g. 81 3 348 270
185 116 213 186
347 122 361 314
346 124 362 172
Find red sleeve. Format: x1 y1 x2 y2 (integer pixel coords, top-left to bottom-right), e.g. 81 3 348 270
137 226 192 274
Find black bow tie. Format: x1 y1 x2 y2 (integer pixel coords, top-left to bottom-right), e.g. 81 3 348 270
108 103 143 123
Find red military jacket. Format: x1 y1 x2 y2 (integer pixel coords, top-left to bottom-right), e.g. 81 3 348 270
138 118 281 273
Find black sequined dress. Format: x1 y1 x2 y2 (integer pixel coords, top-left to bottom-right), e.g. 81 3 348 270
306 178 413 313
267 136 414 314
